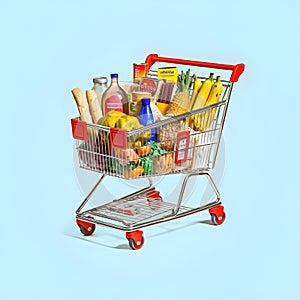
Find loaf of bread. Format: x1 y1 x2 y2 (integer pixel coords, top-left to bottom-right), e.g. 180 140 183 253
71 88 93 123
86 89 102 123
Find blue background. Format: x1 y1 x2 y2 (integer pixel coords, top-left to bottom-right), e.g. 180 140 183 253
1 0 299 299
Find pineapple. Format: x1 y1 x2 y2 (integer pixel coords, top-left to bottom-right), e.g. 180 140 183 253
166 69 193 116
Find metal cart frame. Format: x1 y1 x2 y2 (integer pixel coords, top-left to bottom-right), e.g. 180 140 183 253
71 54 245 250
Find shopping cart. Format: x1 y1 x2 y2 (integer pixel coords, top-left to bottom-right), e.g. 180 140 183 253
71 54 245 250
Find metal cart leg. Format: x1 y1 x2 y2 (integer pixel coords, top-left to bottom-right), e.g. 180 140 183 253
76 174 106 214
76 176 154 215
174 171 220 214
172 171 225 224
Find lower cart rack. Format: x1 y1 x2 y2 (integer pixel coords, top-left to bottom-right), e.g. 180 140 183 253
75 172 226 250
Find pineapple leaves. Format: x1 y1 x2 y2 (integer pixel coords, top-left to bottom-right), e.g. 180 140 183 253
178 68 193 92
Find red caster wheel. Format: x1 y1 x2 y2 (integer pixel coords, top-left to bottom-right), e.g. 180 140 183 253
76 216 96 236
126 230 144 250
209 205 226 225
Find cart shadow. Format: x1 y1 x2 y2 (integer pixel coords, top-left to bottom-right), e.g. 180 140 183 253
65 233 132 250
147 219 214 239
65 218 214 250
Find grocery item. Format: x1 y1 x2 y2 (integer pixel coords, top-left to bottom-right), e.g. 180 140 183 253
190 75 202 110
97 110 126 128
86 89 102 123
152 79 165 103
155 102 169 115
138 156 155 176
189 73 215 131
92 77 108 112
165 69 193 116
97 110 151 147
158 81 176 104
123 166 144 179
139 77 159 96
114 148 140 166
139 98 155 142
102 73 129 115
195 75 223 131
98 111 141 131
153 152 173 174
115 114 142 131
133 63 148 83
158 67 178 82
138 141 171 176
71 88 93 123
191 73 214 111
158 119 188 151
137 145 151 156
129 91 152 117
150 101 163 122
119 81 139 94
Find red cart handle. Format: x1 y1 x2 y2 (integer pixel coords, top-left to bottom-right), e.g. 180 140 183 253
145 53 245 82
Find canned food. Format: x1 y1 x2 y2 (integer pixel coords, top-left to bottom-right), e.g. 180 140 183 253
133 63 148 83
129 91 152 116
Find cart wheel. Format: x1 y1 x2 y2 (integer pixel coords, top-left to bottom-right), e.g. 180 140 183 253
76 217 96 236
126 230 144 250
209 205 226 225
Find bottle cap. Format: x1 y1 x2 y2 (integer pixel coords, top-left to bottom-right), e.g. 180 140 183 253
142 98 150 105
93 77 108 84
110 73 119 78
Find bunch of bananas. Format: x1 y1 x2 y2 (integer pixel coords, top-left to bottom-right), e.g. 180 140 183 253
189 74 223 131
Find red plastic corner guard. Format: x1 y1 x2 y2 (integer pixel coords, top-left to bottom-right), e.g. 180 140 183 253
71 118 88 141
145 53 245 83
110 128 128 150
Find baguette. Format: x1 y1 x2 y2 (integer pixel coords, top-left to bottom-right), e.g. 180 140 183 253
86 89 102 123
71 88 93 123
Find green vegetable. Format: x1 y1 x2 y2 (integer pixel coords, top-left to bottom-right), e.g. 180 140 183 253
136 141 167 176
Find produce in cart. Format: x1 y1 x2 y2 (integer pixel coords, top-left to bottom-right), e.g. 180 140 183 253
165 69 193 116
138 141 172 176
97 110 150 147
189 75 223 131
189 74 202 110
191 73 214 111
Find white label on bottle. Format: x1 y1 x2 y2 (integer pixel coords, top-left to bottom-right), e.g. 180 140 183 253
104 94 123 114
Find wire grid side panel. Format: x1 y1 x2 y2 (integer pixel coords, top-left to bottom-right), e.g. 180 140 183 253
76 126 221 179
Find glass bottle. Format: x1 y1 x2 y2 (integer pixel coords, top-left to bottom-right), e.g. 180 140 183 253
139 98 155 142
92 77 108 110
101 74 128 115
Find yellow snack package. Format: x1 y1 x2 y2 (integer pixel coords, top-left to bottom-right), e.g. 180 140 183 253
157 67 178 83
